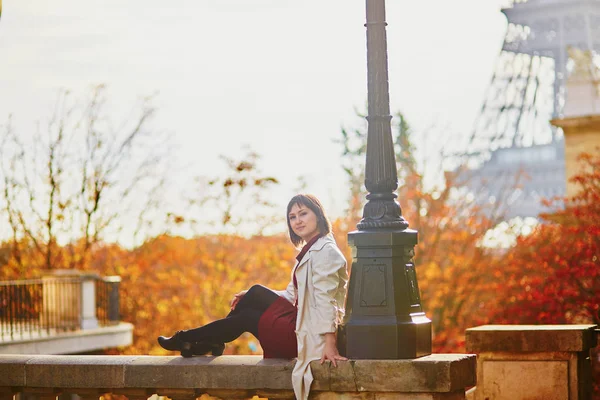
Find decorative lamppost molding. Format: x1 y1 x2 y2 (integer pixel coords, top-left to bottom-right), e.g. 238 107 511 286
358 0 408 232
338 0 432 360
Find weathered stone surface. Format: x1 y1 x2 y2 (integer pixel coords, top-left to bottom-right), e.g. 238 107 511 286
329 361 359 392
353 354 475 392
443 354 477 392
310 361 331 391
466 325 599 399
465 325 598 353
481 360 569 400
0 354 36 386
125 355 294 390
472 351 585 400
0 354 475 396
25 355 138 388
310 392 466 400
255 389 295 399
125 355 473 393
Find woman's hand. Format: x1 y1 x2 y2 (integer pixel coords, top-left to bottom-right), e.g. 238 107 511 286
320 332 348 367
230 290 248 310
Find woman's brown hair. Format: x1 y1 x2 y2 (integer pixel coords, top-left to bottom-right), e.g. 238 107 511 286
286 194 332 247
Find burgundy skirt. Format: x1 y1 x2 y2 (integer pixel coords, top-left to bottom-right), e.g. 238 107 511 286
257 296 298 358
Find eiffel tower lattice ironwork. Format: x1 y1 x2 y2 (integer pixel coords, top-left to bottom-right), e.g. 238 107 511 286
462 0 600 219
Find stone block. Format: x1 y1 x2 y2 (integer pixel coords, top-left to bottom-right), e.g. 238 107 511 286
0 355 36 386
466 324 599 400
329 361 359 392
310 361 331 391
25 355 138 388
481 360 569 400
352 354 475 393
551 115 600 196
0 354 476 399
254 389 295 399
466 325 598 353
125 355 294 390
311 392 466 400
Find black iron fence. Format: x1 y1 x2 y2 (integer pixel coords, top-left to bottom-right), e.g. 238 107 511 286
0 274 121 341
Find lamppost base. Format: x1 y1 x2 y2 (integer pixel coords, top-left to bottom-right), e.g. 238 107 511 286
338 313 432 359
339 229 432 359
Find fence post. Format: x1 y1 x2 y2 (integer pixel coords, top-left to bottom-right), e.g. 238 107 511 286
42 270 82 331
80 273 99 330
104 276 121 325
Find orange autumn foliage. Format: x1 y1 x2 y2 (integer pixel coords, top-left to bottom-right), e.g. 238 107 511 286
92 234 296 355
0 105 504 357
0 128 596 395
0 234 297 355
489 151 600 398
491 151 600 325
0 88 595 379
333 174 501 353
400 177 500 352
337 111 502 353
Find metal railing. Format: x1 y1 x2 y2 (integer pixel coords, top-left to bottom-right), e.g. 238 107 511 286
96 276 121 327
0 279 46 340
0 273 121 341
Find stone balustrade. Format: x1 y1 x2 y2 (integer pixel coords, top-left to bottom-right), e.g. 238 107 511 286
0 353 476 400
466 324 598 400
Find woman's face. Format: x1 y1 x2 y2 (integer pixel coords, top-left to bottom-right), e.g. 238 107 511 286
288 203 319 243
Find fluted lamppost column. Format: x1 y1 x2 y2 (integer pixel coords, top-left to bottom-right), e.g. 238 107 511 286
337 0 432 359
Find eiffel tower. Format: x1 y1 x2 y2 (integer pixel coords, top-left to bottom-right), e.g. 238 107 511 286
462 0 600 219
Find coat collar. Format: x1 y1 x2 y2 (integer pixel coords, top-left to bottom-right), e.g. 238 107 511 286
310 234 334 251
296 235 334 268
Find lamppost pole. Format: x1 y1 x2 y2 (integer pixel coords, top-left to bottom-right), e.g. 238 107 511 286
337 0 432 359
360 0 406 230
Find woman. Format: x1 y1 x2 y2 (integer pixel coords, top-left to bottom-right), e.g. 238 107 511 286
157 193 349 400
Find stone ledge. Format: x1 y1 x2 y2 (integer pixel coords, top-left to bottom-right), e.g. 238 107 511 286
465 324 598 353
0 323 134 355
0 354 475 393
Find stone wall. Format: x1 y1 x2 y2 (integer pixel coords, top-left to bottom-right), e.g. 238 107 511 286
0 353 476 400
551 116 600 197
466 324 598 400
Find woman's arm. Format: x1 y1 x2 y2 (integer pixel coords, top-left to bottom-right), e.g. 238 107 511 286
311 244 348 366
311 244 347 334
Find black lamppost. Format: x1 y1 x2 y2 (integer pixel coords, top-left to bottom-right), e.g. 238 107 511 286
336 0 432 359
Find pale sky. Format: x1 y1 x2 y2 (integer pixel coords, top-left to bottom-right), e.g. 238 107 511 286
0 0 507 238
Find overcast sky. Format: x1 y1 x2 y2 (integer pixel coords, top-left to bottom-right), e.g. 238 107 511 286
0 0 507 237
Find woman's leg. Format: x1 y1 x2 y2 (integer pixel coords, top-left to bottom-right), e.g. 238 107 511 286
175 285 279 344
230 284 279 315
178 308 262 344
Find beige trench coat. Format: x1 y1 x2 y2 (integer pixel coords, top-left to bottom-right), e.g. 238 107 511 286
274 235 348 400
